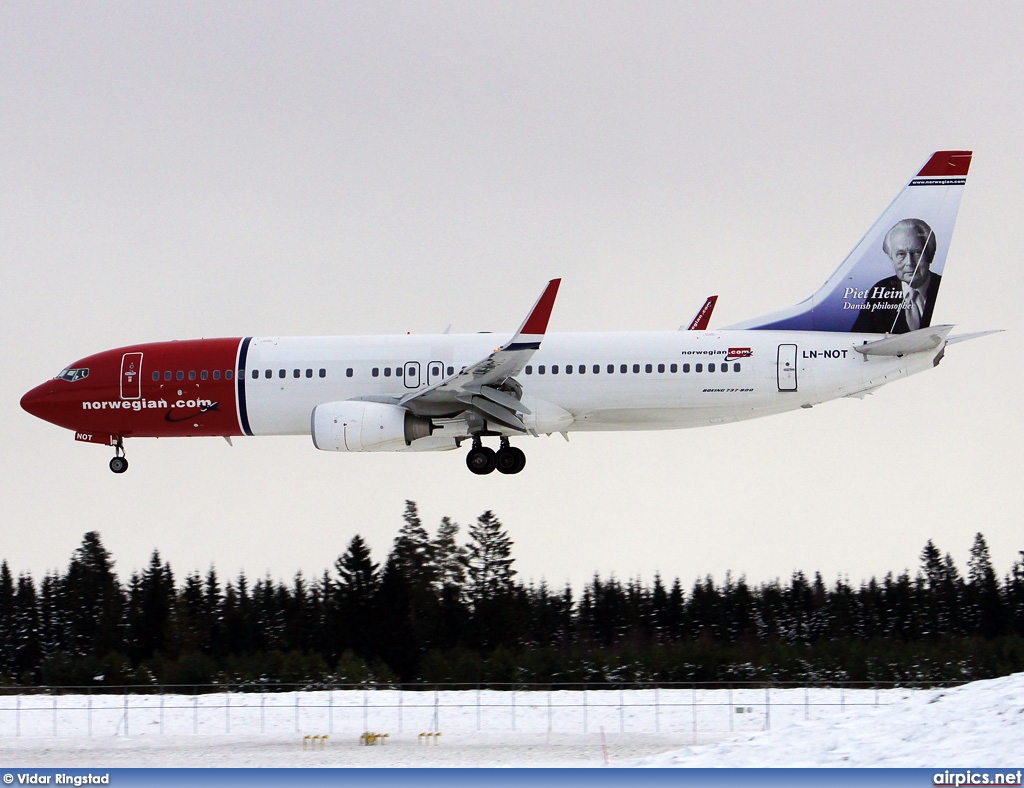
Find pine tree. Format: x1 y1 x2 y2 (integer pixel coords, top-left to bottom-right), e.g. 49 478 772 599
130 550 175 661
433 516 467 593
0 561 14 679
12 574 41 683
966 532 1003 637
466 510 516 601
391 501 437 592
62 532 126 659
334 535 380 658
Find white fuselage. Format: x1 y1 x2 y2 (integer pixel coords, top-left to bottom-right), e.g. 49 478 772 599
241 329 932 449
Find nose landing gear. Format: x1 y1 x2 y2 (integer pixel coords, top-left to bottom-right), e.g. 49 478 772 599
109 437 128 474
466 437 526 475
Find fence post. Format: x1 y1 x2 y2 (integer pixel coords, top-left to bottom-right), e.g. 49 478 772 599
691 684 696 744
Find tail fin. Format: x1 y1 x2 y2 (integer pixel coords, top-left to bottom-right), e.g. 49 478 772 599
729 151 972 333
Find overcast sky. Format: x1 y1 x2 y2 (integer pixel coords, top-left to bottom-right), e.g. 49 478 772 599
3 1 1021 593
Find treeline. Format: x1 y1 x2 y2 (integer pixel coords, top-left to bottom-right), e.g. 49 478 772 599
1 501 1023 687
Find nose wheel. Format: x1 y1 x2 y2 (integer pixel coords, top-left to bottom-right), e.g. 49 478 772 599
466 438 526 475
109 438 128 474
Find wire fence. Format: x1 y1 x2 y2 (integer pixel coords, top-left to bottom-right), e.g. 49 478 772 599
0 681 958 740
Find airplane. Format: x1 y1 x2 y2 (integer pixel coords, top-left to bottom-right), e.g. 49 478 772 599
21 150 996 476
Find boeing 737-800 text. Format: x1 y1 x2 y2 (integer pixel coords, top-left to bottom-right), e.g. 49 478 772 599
21 151 993 475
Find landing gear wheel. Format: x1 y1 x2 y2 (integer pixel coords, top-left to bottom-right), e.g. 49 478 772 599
495 446 527 474
109 437 128 474
466 446 496 475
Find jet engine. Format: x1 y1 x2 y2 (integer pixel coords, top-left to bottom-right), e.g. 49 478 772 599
311 401 433 452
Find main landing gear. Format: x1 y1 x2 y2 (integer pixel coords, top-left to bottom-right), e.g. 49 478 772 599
109 437 128 474
466 437 526 476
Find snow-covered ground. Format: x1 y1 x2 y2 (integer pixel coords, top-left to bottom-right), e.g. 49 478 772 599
0 674 1021 767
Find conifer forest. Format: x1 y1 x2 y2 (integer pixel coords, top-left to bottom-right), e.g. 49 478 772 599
1 501 1022 688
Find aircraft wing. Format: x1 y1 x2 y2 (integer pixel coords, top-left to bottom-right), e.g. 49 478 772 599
398 279 561 432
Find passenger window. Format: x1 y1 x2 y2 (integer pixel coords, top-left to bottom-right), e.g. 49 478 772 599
620 364 627 374
538 365 546 374
579 365 585 374
733 363 741 372
344 369 351 378
305 369 312 378
525 365 533 375
372 368 379 377
152 372 159 382
189 371 196 381
320 369 327 378
709 363 716 372
201 370 208 381
633 364 640 373
565 365 573 374
696 363 703 373
177 371 184 381
594 365 600 374
226 371 233 380
213 370 221 381
277 369 285 379
683 363 690 373
446 366 454 375
384 368 391 377
721 364 728 373
670 363 678 373
252 370 259 379
164 371 172 381
552 365 559 374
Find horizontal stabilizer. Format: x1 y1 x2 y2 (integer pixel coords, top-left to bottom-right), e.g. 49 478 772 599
854 325 953 357
946 329 1003 346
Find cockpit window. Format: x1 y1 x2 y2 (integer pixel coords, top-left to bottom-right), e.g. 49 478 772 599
56 367 90 382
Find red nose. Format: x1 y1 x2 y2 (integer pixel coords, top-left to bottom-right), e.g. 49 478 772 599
21 382 55 422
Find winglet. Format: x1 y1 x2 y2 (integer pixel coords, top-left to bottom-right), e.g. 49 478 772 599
507 279 561 350
686 296 718 330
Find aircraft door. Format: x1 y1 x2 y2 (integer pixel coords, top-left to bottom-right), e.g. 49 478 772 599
120 352 143 400
404 361 421 389
777 344 798 391
427 361 444 385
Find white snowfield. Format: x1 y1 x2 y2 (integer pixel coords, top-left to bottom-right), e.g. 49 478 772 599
0 674 1020 767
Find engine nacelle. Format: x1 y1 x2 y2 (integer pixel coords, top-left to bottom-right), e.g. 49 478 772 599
311 401 433 452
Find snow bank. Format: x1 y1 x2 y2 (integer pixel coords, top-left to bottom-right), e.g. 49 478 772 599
630 672 1024 767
